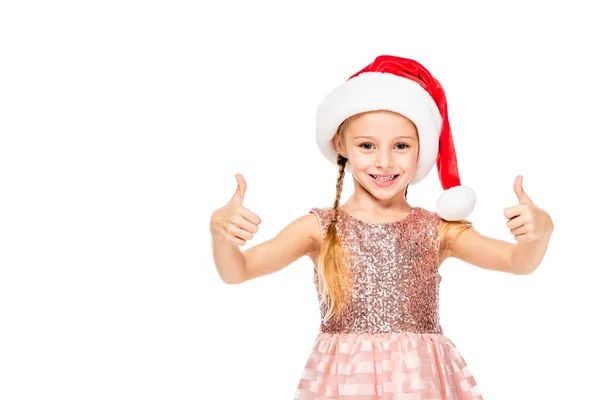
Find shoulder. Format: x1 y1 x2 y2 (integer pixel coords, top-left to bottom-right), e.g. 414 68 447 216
412 207 474 264
433 211 477 254
414 206 474 239
417 206 473 229
304 206 336 250
275 209 325 256
413 207 444 230
414 206 439 219
308 206 333 220
308 207 334 239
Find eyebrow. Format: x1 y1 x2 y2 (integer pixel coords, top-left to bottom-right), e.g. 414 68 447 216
353 135 416 140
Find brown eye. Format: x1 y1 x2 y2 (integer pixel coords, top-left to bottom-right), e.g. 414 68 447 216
359 143 408 150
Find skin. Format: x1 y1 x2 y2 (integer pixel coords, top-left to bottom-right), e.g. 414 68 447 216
332 110 418 220
212 111 554 284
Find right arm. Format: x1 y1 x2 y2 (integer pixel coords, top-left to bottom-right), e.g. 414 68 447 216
212 213 320 284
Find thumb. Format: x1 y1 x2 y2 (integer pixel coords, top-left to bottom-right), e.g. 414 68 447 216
513 175 532 204
230 173 247 205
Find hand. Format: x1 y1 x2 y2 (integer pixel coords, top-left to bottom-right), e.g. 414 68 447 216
210 174 262 247
503 175 554 242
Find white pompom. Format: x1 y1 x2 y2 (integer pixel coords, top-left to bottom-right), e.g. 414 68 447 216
436 186 477 221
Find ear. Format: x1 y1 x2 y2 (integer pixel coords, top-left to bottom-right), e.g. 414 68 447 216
332 134 347 157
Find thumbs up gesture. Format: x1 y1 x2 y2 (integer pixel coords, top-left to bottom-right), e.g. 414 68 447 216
210 174 262 247
503 175 553 242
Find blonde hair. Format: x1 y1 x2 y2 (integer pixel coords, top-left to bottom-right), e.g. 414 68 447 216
315 116 475 325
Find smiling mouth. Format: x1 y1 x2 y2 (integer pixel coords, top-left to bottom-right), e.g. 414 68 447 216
369 174 400 182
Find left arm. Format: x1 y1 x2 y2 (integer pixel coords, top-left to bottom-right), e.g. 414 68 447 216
509 228 553 274
446 228 516 274
447 223 553 275
446 175 554 275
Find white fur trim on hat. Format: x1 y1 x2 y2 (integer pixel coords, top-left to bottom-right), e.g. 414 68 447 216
315 71 443 184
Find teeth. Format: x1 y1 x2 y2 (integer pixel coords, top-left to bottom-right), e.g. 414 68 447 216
372 175 396 181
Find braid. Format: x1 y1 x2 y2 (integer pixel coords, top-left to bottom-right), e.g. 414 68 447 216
331 154 347 222
317 141 352 324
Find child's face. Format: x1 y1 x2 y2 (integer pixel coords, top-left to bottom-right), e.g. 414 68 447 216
333 110 419 198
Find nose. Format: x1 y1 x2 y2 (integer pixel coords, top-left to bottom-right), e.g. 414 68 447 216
375 150 394 168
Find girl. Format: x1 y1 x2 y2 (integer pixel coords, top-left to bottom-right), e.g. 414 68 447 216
210 55 554 399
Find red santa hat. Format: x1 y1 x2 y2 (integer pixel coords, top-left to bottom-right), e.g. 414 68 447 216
315 55 476 221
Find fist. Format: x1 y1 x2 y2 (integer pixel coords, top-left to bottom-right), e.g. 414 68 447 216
503 175 553 242
210 174 262 247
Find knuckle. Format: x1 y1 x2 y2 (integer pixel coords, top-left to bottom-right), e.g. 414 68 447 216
226 222 236 234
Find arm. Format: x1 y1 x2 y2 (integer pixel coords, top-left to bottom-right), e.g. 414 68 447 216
211 235 248 284
509 226 553 274
446 221 554 275
446 226 521 274
213 213 319 284
447 175 554 275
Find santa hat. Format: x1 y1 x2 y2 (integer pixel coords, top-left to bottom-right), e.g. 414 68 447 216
315 55 476 221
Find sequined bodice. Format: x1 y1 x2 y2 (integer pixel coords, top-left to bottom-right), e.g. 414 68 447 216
309 206 444 335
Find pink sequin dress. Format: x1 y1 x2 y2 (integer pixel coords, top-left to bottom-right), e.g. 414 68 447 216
294 206 483 399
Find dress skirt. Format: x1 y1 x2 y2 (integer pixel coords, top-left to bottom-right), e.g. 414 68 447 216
294 331 483 399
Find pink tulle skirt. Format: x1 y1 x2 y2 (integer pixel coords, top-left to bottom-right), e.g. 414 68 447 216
295 331 483 399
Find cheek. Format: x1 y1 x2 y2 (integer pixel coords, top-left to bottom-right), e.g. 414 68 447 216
400 150 419 168
348 156 371 170
402 153 418 168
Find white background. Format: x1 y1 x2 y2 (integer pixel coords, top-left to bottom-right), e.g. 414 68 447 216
1 1 598 399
